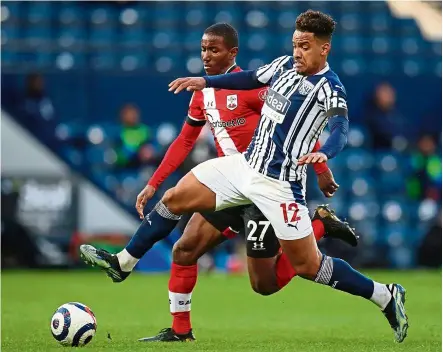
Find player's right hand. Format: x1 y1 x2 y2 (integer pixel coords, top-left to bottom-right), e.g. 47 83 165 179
168 77 206 94
135 185 156 219
316 169 339 198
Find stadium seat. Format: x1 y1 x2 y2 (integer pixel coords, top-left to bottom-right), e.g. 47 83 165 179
26 2 53 24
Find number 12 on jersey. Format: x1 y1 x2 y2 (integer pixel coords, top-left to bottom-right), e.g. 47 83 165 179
280 202 301 223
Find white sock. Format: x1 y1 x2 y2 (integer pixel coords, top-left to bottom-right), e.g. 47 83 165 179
116 249 139 272
370 282 392 310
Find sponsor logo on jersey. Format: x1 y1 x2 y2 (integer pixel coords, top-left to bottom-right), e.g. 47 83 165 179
262 89 291 124
226 94 238 110
206 116 246 128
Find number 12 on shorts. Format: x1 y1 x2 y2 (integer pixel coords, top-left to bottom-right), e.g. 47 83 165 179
280 202 301 224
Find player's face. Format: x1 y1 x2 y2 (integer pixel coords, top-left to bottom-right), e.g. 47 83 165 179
292 30 330 75
201 34 238 76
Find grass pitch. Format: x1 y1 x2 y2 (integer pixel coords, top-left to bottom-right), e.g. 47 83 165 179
1 270 441 351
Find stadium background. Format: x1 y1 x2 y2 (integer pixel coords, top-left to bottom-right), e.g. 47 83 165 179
1 1 442 351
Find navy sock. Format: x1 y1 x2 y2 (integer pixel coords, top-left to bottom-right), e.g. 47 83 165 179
125 201 181 259
315 255 374 299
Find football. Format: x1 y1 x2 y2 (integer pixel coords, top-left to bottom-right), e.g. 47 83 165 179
50 302 97 347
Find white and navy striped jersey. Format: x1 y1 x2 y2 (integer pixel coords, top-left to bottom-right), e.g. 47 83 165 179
244 55 348 187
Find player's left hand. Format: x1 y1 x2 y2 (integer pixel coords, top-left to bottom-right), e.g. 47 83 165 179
297 152 328 165
135 185 156 219
168 77 206 94
316 168 339 198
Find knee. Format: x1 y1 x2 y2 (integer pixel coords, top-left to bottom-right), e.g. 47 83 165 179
293 255 322 279
250 278 278 296
172 242 198 266
162 188 185 215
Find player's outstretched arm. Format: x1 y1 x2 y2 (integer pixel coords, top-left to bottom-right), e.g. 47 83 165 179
169 70 265 94
135 122 203 218
169 56 292 94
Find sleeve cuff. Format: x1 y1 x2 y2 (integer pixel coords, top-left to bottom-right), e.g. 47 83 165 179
313 162 329 175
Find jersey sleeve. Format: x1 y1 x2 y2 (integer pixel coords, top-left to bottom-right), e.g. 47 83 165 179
147 121 203 189
186 91 206 126
246 87 267 114
254 55 292 85
319 81 349 119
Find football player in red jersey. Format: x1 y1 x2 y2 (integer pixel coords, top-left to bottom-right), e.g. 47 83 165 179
80 23 357 342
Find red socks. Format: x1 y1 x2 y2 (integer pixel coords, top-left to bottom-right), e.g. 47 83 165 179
275 219 326 289
275 250 296 289
312 219 325 241
168 263 197 335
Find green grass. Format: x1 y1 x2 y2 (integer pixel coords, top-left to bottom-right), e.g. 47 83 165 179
1 270 441 351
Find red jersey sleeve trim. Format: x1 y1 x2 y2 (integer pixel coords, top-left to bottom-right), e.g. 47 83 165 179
312 141 329 175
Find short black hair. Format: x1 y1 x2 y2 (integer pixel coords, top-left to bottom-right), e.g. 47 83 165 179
296 10 336 41
204 22 239 49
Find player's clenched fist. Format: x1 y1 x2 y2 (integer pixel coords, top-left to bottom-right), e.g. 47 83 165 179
316 168 339 198
168 77 206 94
135 185 156 219
297 152 328 165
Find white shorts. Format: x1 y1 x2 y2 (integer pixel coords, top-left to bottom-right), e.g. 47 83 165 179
192 153 313 240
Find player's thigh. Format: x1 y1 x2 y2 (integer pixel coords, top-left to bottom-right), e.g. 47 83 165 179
201 205 246 234
176 212 193 234
191 154 252 211
173 213 225 265
163 171 217 214
246 257 279 295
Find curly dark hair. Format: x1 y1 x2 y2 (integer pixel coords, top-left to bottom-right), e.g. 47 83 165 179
295 10 336 41
204 23 239 49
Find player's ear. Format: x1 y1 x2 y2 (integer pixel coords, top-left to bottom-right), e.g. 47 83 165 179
320 42 330 57
229 47 239 60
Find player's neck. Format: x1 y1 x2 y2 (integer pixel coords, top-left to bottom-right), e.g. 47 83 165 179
217 62 237 75
206 62 236 76
302 62 329 76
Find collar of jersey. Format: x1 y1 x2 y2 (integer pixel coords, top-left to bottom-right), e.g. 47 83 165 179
315 63 329 75
225 63 238 74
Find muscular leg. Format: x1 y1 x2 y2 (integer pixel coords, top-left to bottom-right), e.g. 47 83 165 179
168 213 226 335
247 233 322 296
173 213 226 266
278 233 397 314
244 205 327 296
247 257 280 295
117 172 218 271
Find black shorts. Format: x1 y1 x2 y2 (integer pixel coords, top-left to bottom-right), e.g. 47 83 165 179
241 205 281 258
176 205 280 259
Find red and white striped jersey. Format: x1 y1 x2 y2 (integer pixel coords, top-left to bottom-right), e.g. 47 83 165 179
187 66 267 157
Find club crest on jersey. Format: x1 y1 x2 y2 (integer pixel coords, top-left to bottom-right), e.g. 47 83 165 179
258 89 268 102
298 80 315 96
226 95 238 110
